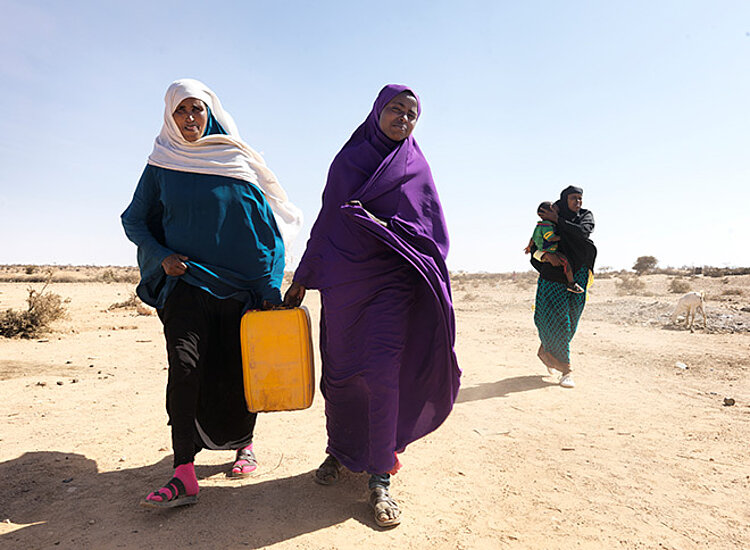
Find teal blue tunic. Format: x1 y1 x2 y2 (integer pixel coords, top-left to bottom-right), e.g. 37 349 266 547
121 164 284 309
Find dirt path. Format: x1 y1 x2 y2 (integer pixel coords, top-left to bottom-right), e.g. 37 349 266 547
1 273 748 549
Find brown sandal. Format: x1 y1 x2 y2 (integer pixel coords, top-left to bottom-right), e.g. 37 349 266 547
314 454 342 485
369 485 401 528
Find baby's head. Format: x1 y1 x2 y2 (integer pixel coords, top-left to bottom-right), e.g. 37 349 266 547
537 201 557 219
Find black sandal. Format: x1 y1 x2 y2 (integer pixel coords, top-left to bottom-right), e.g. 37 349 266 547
140 477 198 509
314 454 342 485
369 485 401 527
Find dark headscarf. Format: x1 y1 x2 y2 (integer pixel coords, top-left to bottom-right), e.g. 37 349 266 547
531 186 597 283
557 186 584 221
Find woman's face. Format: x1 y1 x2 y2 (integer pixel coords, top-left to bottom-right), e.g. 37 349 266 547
566 193 583 213
378 92 419 141
173 97 208 142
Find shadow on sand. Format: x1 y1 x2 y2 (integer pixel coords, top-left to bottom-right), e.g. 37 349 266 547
0 450 377 548
456 374 557 404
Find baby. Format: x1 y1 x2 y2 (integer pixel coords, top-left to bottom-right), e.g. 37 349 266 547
526 201 584 293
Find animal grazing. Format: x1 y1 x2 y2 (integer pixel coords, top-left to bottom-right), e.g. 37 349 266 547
671 291 707 332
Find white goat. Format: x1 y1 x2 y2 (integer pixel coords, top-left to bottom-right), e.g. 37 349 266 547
671 291 707 331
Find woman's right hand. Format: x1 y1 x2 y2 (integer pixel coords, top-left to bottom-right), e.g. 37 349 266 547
161 253 189 276
282 282 306 307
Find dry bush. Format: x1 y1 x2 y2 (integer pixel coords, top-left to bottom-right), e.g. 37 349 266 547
109 292 154 316
721 288 743 296
450 272 519 288
703 266 750 277
615 274 646 295
98 268 140 284
99 269 117 283
0 282 68 338
0 265 141 283
513 271 539 285
652 267 688 276
109 293 140 310
669 277 691 294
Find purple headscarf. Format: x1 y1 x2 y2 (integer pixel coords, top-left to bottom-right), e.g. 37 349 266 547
294 84 450 289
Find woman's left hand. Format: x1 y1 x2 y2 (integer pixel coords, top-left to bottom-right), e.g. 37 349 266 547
538 206 558 223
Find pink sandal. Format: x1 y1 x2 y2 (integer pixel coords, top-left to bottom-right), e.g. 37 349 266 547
229 445 258 477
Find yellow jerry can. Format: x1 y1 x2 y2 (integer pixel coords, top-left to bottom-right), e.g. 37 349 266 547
239 306 315 413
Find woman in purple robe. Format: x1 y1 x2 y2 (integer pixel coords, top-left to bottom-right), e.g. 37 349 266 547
283 85 460 527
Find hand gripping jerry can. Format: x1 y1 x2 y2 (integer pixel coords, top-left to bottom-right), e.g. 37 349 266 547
239 306 315 413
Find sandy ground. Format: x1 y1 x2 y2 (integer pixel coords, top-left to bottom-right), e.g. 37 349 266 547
0 271 748 549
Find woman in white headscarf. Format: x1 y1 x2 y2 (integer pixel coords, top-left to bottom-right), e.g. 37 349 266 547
122 79 301 509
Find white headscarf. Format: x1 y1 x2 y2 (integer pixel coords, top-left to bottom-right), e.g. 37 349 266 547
147 78 302 249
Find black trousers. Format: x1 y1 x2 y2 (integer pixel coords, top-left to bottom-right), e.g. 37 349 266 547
159 281 257 467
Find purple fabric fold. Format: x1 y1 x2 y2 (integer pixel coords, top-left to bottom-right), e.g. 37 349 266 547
295 84 460 474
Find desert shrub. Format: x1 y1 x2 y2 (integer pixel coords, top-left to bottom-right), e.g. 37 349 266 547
123 272 140 284
109 293 140 310
632 256 658 275
24 265 38 275
0 284 68 338
616 274 646 295
100 269 117 283
98 268 140 284
722 288 743 296
703 266 750 277
109 292 154 316
513 271 539 285
651 267 686 276
136 303 154 316
669 277 691 294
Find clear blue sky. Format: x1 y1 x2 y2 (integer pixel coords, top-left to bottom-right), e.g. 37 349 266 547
1 0 748 272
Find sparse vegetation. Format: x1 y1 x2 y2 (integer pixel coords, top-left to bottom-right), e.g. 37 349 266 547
99 269 140 284
703 266 750 277
721 288 743 296
109 293 140 310
669 277 691 294
0 279 68 338
616 274 646 295
108 292 154 316
0 265 140 284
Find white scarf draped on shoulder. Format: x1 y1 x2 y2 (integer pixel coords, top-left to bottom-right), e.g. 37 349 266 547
147 78 302 249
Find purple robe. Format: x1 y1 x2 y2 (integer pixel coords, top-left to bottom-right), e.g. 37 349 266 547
294 85 460 474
